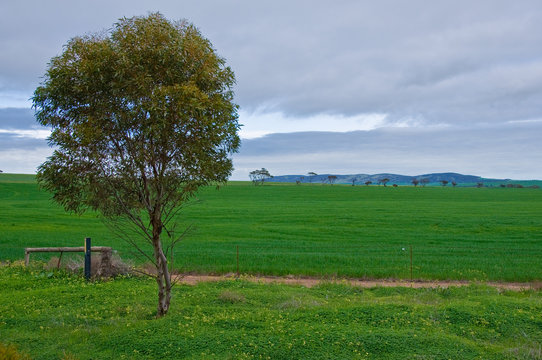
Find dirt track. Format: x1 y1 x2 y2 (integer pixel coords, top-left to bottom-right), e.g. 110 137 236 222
174 274 540 291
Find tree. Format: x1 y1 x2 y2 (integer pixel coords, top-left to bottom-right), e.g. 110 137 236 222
452 181 458 187
307 172 317 184
364 181 372 186
380 178 390 187
351 177 358 186
411 179 419 187
420 178 430 187
440 180 449 186
249 168 272 185
32 13 240 317
328 175 337 185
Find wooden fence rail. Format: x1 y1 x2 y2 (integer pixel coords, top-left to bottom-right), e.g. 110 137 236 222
24 246 113 277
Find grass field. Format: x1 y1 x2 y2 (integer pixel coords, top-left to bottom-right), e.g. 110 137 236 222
1 173 542 281
2 174 542 359
1 265 542 360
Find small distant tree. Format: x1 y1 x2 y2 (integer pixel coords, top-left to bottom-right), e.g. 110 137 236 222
392 184 398 187
411 179 419 187
351 177 358 186
452 181 457 187
364 181 372 186
440 180 449 186
295 180 301 185
477 182 484 188
420 178 430 187
328 175 338 185
249 168 273 185
308 172 317 184
380 178 390 187
299 176 305 183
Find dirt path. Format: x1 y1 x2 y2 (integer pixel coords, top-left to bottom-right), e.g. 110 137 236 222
174 274 539 291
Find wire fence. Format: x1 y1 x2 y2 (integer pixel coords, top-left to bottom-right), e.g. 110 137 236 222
176 243 542 282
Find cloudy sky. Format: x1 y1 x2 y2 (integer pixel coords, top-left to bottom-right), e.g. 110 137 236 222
1 1 541 180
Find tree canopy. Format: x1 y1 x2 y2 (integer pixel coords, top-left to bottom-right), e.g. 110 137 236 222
33 13 240 316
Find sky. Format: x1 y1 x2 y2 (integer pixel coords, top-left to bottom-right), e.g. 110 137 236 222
1 1 541 180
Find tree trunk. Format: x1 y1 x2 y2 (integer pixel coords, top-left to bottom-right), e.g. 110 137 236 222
151 214 172 317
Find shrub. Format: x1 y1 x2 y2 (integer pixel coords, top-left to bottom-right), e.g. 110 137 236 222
46 253 132 278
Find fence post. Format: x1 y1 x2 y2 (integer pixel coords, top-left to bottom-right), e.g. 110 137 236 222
236 245 239 278
410 245 413 283
84 238 91 280
98 248 112 277
57 251 63 269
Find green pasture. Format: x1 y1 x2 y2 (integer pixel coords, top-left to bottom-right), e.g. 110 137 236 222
1 173 542 281
1 265 541 360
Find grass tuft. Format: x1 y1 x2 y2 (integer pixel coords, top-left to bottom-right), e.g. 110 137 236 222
218 290 246 304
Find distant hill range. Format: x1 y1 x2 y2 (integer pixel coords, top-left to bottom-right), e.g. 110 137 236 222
267 172 541 187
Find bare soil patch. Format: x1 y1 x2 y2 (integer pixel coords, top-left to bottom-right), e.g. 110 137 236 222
174 273 540 291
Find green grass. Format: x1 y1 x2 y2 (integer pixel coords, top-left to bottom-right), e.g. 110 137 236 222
1 265 541 360
1 174 542 281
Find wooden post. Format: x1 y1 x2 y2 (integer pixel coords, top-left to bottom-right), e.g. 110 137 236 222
236 245 239 278
99 248 112 277
410 245 413 283
84 238 91 280
57 251 63 269
24 250 30 266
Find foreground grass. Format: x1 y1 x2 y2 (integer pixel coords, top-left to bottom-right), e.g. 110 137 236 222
1 174 542 281
1 265 541 359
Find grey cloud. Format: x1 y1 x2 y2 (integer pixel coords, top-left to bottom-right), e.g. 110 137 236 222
2 0 542 177
233 122 542 180
2 1 542 127
0 108 36 129
0 133 47 151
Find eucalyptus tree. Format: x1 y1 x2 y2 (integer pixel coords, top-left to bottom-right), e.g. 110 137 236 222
33 13 240 317
249 168 273 185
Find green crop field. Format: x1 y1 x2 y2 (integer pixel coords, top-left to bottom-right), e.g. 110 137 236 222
2 174 542 359
1 173 542 282
1 265 542 360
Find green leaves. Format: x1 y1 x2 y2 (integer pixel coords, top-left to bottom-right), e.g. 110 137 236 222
33 13 240 218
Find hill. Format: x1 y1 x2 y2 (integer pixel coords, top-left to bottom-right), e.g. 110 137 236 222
268 172 541 187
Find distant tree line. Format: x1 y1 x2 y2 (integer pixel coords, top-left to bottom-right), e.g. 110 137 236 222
249 171 540 189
